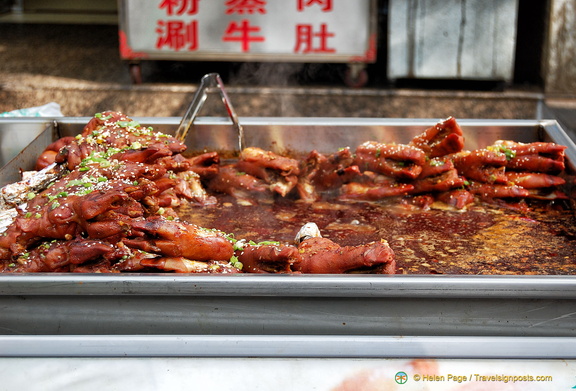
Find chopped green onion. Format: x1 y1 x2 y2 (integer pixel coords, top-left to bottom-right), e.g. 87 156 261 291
66 179 83 187
229 255 243 270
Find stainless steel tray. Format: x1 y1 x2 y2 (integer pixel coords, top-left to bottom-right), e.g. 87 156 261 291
0 117 575 337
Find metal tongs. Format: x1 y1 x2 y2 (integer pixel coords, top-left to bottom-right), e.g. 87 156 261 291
176 73 245 151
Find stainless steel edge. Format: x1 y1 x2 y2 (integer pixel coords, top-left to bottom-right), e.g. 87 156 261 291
0 274 575 299
0 335 574 358
0 118 55 171
539 119 576 167
1 116 546 126
58 116 548 127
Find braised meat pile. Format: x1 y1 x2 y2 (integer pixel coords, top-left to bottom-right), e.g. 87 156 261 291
0 112 568 274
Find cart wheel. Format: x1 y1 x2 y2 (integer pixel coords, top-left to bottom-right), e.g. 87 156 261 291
129 63 143 85
344 65 368 88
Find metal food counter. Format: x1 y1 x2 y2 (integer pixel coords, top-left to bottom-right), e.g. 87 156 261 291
0 116 574 390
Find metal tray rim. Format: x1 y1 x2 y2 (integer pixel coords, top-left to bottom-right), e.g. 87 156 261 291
1 335 575 358
1 274 575 299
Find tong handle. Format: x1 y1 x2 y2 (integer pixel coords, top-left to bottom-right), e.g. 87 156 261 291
176 73 245 151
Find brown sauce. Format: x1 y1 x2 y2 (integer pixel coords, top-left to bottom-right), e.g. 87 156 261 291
177 196 576 275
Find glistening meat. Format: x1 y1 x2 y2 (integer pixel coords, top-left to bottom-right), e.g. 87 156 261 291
0 112 569 274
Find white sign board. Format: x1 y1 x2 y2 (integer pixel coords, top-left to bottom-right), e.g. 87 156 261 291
119 0 377 63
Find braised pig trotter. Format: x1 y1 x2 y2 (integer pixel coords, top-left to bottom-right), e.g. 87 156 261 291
295 237 396 274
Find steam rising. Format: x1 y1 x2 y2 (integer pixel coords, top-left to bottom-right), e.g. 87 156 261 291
229 62 344 116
